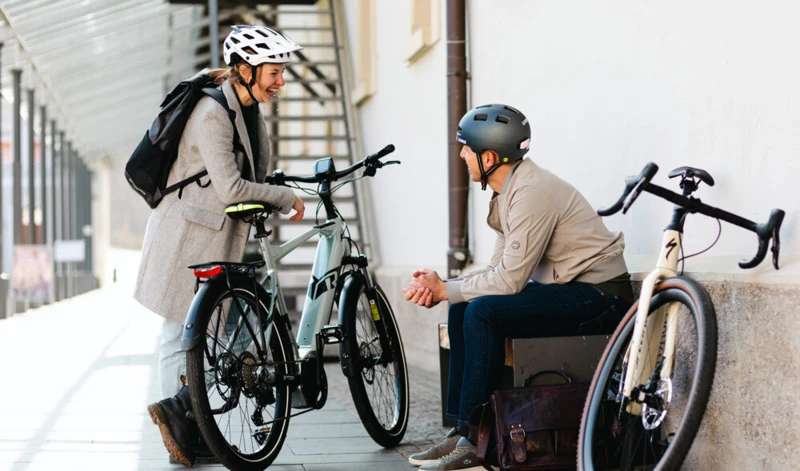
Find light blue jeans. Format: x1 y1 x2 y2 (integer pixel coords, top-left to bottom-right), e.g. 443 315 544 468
159 317 185 398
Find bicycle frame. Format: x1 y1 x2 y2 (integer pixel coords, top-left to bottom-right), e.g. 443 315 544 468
621 230 683 415
255 212 374 368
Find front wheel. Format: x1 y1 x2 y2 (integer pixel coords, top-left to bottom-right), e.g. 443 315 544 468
185 276 295 471
578 277 717 471
340 279 409 448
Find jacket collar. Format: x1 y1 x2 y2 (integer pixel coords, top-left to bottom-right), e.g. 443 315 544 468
221 80 256 180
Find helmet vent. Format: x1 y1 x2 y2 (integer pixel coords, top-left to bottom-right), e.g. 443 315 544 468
256 43 270 50
230 37 241 44
243 33 254 40
504 105 520 114
474 114 488 121
495 115 510 124
476 104 492 109
256 29 269 37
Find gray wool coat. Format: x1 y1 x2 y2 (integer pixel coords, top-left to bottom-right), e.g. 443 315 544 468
134 79 295 325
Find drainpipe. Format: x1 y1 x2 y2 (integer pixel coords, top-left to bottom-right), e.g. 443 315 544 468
446 0 470 278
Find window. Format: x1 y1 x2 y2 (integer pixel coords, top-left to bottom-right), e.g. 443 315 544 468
406 0 441 63
352 0 376 105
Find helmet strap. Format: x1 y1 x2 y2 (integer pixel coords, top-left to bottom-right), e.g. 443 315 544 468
476 150 501 191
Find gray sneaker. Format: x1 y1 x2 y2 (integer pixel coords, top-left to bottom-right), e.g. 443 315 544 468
408 428 460 466
418 437 496 471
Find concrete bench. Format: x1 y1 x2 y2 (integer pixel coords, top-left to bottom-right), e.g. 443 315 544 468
438 323 610 427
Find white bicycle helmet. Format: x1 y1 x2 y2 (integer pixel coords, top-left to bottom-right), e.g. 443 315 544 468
223 25 303 66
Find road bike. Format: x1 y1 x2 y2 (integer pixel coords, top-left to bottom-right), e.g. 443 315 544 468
578 163 784 471
180 145 408 471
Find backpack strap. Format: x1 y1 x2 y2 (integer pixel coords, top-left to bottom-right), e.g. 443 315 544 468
201 87 241 151
167 87 242 200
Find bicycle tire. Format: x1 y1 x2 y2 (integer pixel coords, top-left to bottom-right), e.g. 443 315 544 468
341 281 409 448
186 276 295 471
578 277 717 471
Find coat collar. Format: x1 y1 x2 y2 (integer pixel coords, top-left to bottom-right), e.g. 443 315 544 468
221 80 256 180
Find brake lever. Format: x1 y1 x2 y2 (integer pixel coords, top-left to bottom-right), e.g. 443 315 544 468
772 225 781 270
265 169 286 186
738 208 784 270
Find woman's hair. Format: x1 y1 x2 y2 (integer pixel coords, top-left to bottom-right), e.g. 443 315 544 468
207 66 243 86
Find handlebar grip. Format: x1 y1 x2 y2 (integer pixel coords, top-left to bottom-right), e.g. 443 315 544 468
597 201 623 217
368 144 395 161
739 238 769 269
738 208 785 269
597 162 659 216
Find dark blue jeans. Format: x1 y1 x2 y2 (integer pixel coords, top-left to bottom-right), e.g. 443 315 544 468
445 281 632 433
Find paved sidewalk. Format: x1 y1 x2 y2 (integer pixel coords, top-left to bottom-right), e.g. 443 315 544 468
0 253 447 471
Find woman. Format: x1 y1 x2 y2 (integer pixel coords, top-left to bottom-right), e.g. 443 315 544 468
136 25 305 467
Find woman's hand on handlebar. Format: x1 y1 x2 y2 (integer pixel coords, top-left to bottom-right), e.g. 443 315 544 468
289 195 305 222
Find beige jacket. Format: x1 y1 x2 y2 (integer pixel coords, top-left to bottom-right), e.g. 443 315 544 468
134 79 295 325
446 158 627 304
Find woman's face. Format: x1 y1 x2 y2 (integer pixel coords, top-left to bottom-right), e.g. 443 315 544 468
241 63 286 103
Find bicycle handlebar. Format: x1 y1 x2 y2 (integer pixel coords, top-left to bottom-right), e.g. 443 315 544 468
599 162 785 270
264 144 397 186
597 163 659 216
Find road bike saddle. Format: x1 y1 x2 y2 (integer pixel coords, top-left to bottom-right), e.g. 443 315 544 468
224 201 278 220
668 166 715 187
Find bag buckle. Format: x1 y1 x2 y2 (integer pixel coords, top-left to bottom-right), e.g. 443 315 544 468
509 423 527 463
509 423 526 442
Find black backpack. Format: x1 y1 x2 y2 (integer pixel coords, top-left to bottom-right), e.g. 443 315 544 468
125 71 239 209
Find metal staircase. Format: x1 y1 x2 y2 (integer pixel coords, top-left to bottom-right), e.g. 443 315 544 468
227 1 372 318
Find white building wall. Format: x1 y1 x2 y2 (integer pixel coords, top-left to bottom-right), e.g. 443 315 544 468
342 0 450 268
344 0 799 279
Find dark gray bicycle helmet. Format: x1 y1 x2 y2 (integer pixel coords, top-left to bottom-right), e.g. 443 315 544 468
456 104 531 190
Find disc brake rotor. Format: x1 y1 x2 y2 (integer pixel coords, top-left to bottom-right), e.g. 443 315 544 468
642 377 673 430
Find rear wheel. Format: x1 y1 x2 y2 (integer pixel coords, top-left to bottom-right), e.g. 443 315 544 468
342 282 409 447
186 278 294 471
578 277 717 471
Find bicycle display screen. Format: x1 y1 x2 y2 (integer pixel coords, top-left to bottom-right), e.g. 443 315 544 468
314 157 336 180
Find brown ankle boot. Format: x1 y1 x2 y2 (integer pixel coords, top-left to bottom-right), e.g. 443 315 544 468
147 386 197 467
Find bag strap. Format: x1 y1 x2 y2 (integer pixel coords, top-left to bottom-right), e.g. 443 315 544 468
476 402 495 469
165 87 240 200
522 370 572 387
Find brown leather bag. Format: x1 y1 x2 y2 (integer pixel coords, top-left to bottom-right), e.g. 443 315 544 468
474 371 588 470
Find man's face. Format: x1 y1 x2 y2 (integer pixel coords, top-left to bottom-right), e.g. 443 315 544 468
460 145 482 182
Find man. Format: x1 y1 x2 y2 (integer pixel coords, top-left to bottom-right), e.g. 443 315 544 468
404 104 633 471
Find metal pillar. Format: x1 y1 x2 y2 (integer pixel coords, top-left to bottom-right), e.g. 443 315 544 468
57 131 67 301
26 88 35 244
66 144 74 298
49 120 56 247
75 158 85 294
0 45 5 319
447 0 470 278
50 120 58 302
11 69 22 247
86 168 94 289
60 138 69 300
39 106 47 246
209 0 220 68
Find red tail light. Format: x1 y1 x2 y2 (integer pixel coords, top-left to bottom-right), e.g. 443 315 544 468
193 265 223 278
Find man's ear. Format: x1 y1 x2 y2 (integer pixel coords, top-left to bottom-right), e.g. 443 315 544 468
482 150 499 168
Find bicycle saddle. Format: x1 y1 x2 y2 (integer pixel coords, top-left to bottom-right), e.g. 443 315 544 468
668 166 715 187
224 201 278 220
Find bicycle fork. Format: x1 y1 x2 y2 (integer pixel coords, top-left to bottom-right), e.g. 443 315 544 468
621 231 683 417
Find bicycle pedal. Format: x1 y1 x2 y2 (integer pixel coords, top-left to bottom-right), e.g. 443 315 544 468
319 324 344 344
